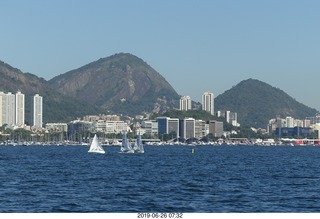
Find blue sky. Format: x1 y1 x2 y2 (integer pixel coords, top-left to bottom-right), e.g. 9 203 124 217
1 0 319 111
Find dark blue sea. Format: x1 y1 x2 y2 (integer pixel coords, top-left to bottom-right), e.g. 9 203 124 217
1 145 320 213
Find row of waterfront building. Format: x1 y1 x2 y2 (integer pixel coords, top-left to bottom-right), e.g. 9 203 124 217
0 89 241 144
45 113 320 142
0 91 43 129
5 89 320 141
179 92 320 138
0 90 239 141
267 115 320 138
46 115 225 142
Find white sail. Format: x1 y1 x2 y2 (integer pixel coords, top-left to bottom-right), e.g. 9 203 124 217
120 131 134 153
134 131 144 153
88 134 105 154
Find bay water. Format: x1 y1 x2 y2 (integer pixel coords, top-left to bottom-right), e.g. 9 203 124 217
1 145 320 213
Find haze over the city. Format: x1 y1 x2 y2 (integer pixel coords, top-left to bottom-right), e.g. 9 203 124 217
1 0 319 110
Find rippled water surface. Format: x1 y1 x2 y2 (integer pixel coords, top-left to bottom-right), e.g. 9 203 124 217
1 145 320 212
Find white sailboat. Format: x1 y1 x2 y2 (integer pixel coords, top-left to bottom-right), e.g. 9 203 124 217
88 134 105 154
120 130 134 153
133 131 144 153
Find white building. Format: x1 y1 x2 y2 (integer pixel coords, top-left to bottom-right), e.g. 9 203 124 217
32 94 43 128
286 116 294 128
179 96 191 111
46 123 68 132
105 121 128 134
0 92 16 127
15 91 25 127
141 120 158 137
202 91 214 115
225 111 240 127
0 94 2 126
94 120 107 133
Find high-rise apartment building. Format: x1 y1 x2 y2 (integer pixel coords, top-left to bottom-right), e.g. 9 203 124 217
32 94 43 128
202 91 214 115
225 111 239 127
195 119 206 139
179 118 195 139
0 92 6 126
208 120 224 138
0 92 16 126
179 96 191 111
0 95 2 126
157 117 179 138
15 91 25 127
286 116 294 128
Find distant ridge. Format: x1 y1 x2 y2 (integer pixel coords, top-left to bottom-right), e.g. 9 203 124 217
49 53 180 115
215 78 318 128
1 56 318 127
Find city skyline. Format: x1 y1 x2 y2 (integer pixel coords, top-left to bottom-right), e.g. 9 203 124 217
1 1 319 111
1 88 320 143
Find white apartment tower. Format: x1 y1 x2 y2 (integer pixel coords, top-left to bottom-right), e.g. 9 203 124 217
0 92 16 126
33 94 43 128
0 95 2 126
202 91 214 115
286 116 294 128
0 92 8 126
179 96 191 111
15 91 25 127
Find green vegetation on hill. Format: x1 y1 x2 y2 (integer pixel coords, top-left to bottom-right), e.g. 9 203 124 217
42 89 99 123
49 53 180 116
215 79 318 128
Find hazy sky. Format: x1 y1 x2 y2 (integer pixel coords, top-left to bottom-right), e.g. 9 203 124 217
1 0 319 111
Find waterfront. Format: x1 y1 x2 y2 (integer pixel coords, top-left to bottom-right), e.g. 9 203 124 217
1 145 320 213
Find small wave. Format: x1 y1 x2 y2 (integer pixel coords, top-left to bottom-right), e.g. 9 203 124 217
50 203 84 212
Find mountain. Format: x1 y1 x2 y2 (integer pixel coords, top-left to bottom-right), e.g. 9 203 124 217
215 78 318 128
0 60 97 124
2 55 318 129
49 53 180 115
